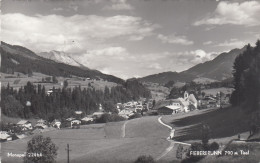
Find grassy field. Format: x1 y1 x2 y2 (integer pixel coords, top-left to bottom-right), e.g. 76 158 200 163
143 82 170 101
1 116 172 163
201 87 234 96
1 72 118 91
160 107 260 163
161 106 251 142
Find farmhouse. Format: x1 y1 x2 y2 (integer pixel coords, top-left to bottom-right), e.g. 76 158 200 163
35 119 48 129
118 109 134 119
66 118 81 127
71 119 81 127
158 105 181 115
52 119 61 129
158 91 198 114
199 96 218 108
81 117 94 123
0 131 12 142
17 120 32 130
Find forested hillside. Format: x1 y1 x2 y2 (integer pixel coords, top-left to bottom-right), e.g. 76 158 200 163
1 79 151 121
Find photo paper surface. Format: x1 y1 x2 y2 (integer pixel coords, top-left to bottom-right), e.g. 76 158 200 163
1 0 260 163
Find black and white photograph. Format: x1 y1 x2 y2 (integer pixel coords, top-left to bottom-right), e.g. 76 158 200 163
0 0 260 162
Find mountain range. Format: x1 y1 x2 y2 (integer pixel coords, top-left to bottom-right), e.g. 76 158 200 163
1 41 246 85
0 42 124 84
38 51 85 68
139 46 246 84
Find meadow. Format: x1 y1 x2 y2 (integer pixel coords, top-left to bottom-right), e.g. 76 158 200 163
1 116 172 163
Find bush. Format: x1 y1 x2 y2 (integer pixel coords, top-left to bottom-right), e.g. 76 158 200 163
11 134 19 140
201 124 210 146
24 135 58 163
182 142 205 163
135 155 155 163
209 142 219 151
176 144 183 159
96 114 125 123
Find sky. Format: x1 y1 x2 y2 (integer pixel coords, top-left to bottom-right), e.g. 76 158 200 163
1 0 260 79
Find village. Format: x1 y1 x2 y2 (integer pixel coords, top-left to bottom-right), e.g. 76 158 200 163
0 86 232 143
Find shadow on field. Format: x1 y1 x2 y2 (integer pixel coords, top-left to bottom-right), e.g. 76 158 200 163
172 106 251 141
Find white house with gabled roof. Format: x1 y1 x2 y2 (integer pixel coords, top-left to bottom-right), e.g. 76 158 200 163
17 120 32 130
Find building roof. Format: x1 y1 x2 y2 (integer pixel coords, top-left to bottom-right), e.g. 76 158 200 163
35 124 48 129
178 98 189 106
66 117 75 121
93 112 105 116
81 117 94 122
75 111 83 115
0 131 11 139
37 119 47 123
71 119 81 122
165 105 181 110
17 120 31 125
189 94 197 103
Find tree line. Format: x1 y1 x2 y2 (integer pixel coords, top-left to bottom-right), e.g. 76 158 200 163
1 79 151 122
230 40 260 110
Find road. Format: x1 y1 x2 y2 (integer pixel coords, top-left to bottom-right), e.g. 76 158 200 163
156 116 191 161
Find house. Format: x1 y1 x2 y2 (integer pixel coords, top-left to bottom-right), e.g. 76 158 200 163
66 117 76 121
47 88 59 96
136 105 143 112
71 119 81 128
92 104 105 118
118 109 134 119
81 117 94 123
199 96 217 108
0 131 12 142
35 119 48 129
36 119 47 125
75 111 83 115
92 112 105 118
17 120 32 130
52 119 61 129
158 105 181 115
159 91 198 114
65 118 81 128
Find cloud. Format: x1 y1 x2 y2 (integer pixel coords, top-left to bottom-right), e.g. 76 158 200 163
175 49 217 65
103 0 134 11
1 13 157 52
203 41 213 45
69 4 79 11
215 38 249 48
194 1 260 26
87 47 128 57
157 34 194 45
148 63 162 70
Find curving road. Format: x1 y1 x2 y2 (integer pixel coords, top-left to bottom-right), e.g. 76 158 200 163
156 116 191 161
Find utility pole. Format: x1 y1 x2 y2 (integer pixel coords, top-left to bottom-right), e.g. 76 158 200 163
65 144 71 163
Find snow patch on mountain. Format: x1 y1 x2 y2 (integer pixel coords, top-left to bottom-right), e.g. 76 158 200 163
38 51 84 67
